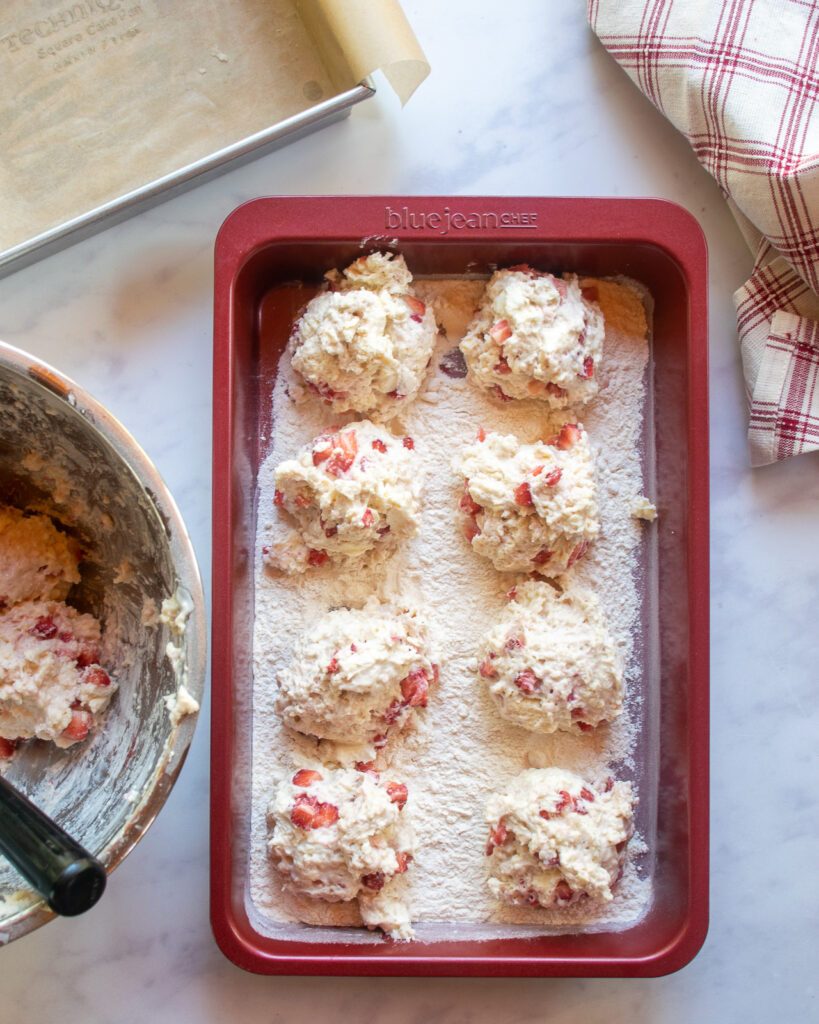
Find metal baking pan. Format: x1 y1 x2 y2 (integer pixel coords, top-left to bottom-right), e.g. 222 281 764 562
0 85 372 280
211 195 709 976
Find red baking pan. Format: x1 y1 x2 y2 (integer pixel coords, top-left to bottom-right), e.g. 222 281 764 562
211 196 709 976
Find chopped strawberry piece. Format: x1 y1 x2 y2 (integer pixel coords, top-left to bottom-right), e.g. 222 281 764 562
514 668 540 694
395 851 412 873
545 381 568 399
294 494 311 508
514 482 533 507
386 782 408 809
554 880 573 902
581 284 599 303
362 871 385 891
273 489 285 507
491 384 513 403
580 787 595 803
383 698 404 725
291 793 338 829
307 549 329 566
29 616 57 640
402 295 426 322
378 524 391 537
439 347 468 378
604 776 615 792
83 667 110 688
555 423 582 449
506 586 517 600
567 540 590 568
570 706 585 719
476 427 486 442
306 381 345 404
371 438 388 453
402 436 415 450
312 445 331 466
459 486 483 516
494 357 512 374
485 819 508 855
373 733 388 749
289 796 317 826
324 525 338 538
576 721 593 733
532 548 553 566
355 761 375 773
479 653 498 678
544 467 562 487
261 546 270 555
555 790 573 814
489 319 512 344
63 709 92 742
350 643 358 653
76 647 101 669
58 631 73 643
290 794 318 828
323 431 358 477
463 516 481 542
532 465 543 476
580 356 595 379
400 668 429 708
361 508 375 527
0 737 17 759
493 820 508 845
504 632 525 650
553 278 568 300
292 769 322 787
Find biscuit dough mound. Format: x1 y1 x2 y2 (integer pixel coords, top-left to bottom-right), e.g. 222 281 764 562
0 600 117 749
289 252 437 419
460 266 604 407
0 505 81 609
276 602 437 745
267 420 422 573
477 580 622 734
455 425 599 574
267 765 416 940
485 768 634 907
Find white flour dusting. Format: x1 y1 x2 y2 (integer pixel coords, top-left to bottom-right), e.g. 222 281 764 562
249 276 654 943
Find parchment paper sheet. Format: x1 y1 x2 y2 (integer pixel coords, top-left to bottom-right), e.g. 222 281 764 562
0 0 429 252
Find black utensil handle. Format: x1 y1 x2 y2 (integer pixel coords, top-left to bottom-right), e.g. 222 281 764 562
0 773 106 916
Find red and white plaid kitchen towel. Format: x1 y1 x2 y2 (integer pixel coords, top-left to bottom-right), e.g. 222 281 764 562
588 0 819 465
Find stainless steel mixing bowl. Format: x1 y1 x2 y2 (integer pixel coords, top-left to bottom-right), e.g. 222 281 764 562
0 340 206 943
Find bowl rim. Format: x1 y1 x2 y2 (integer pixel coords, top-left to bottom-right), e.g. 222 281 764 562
0 338 207 944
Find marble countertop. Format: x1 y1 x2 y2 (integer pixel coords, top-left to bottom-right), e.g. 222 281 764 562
1 2 816 1020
